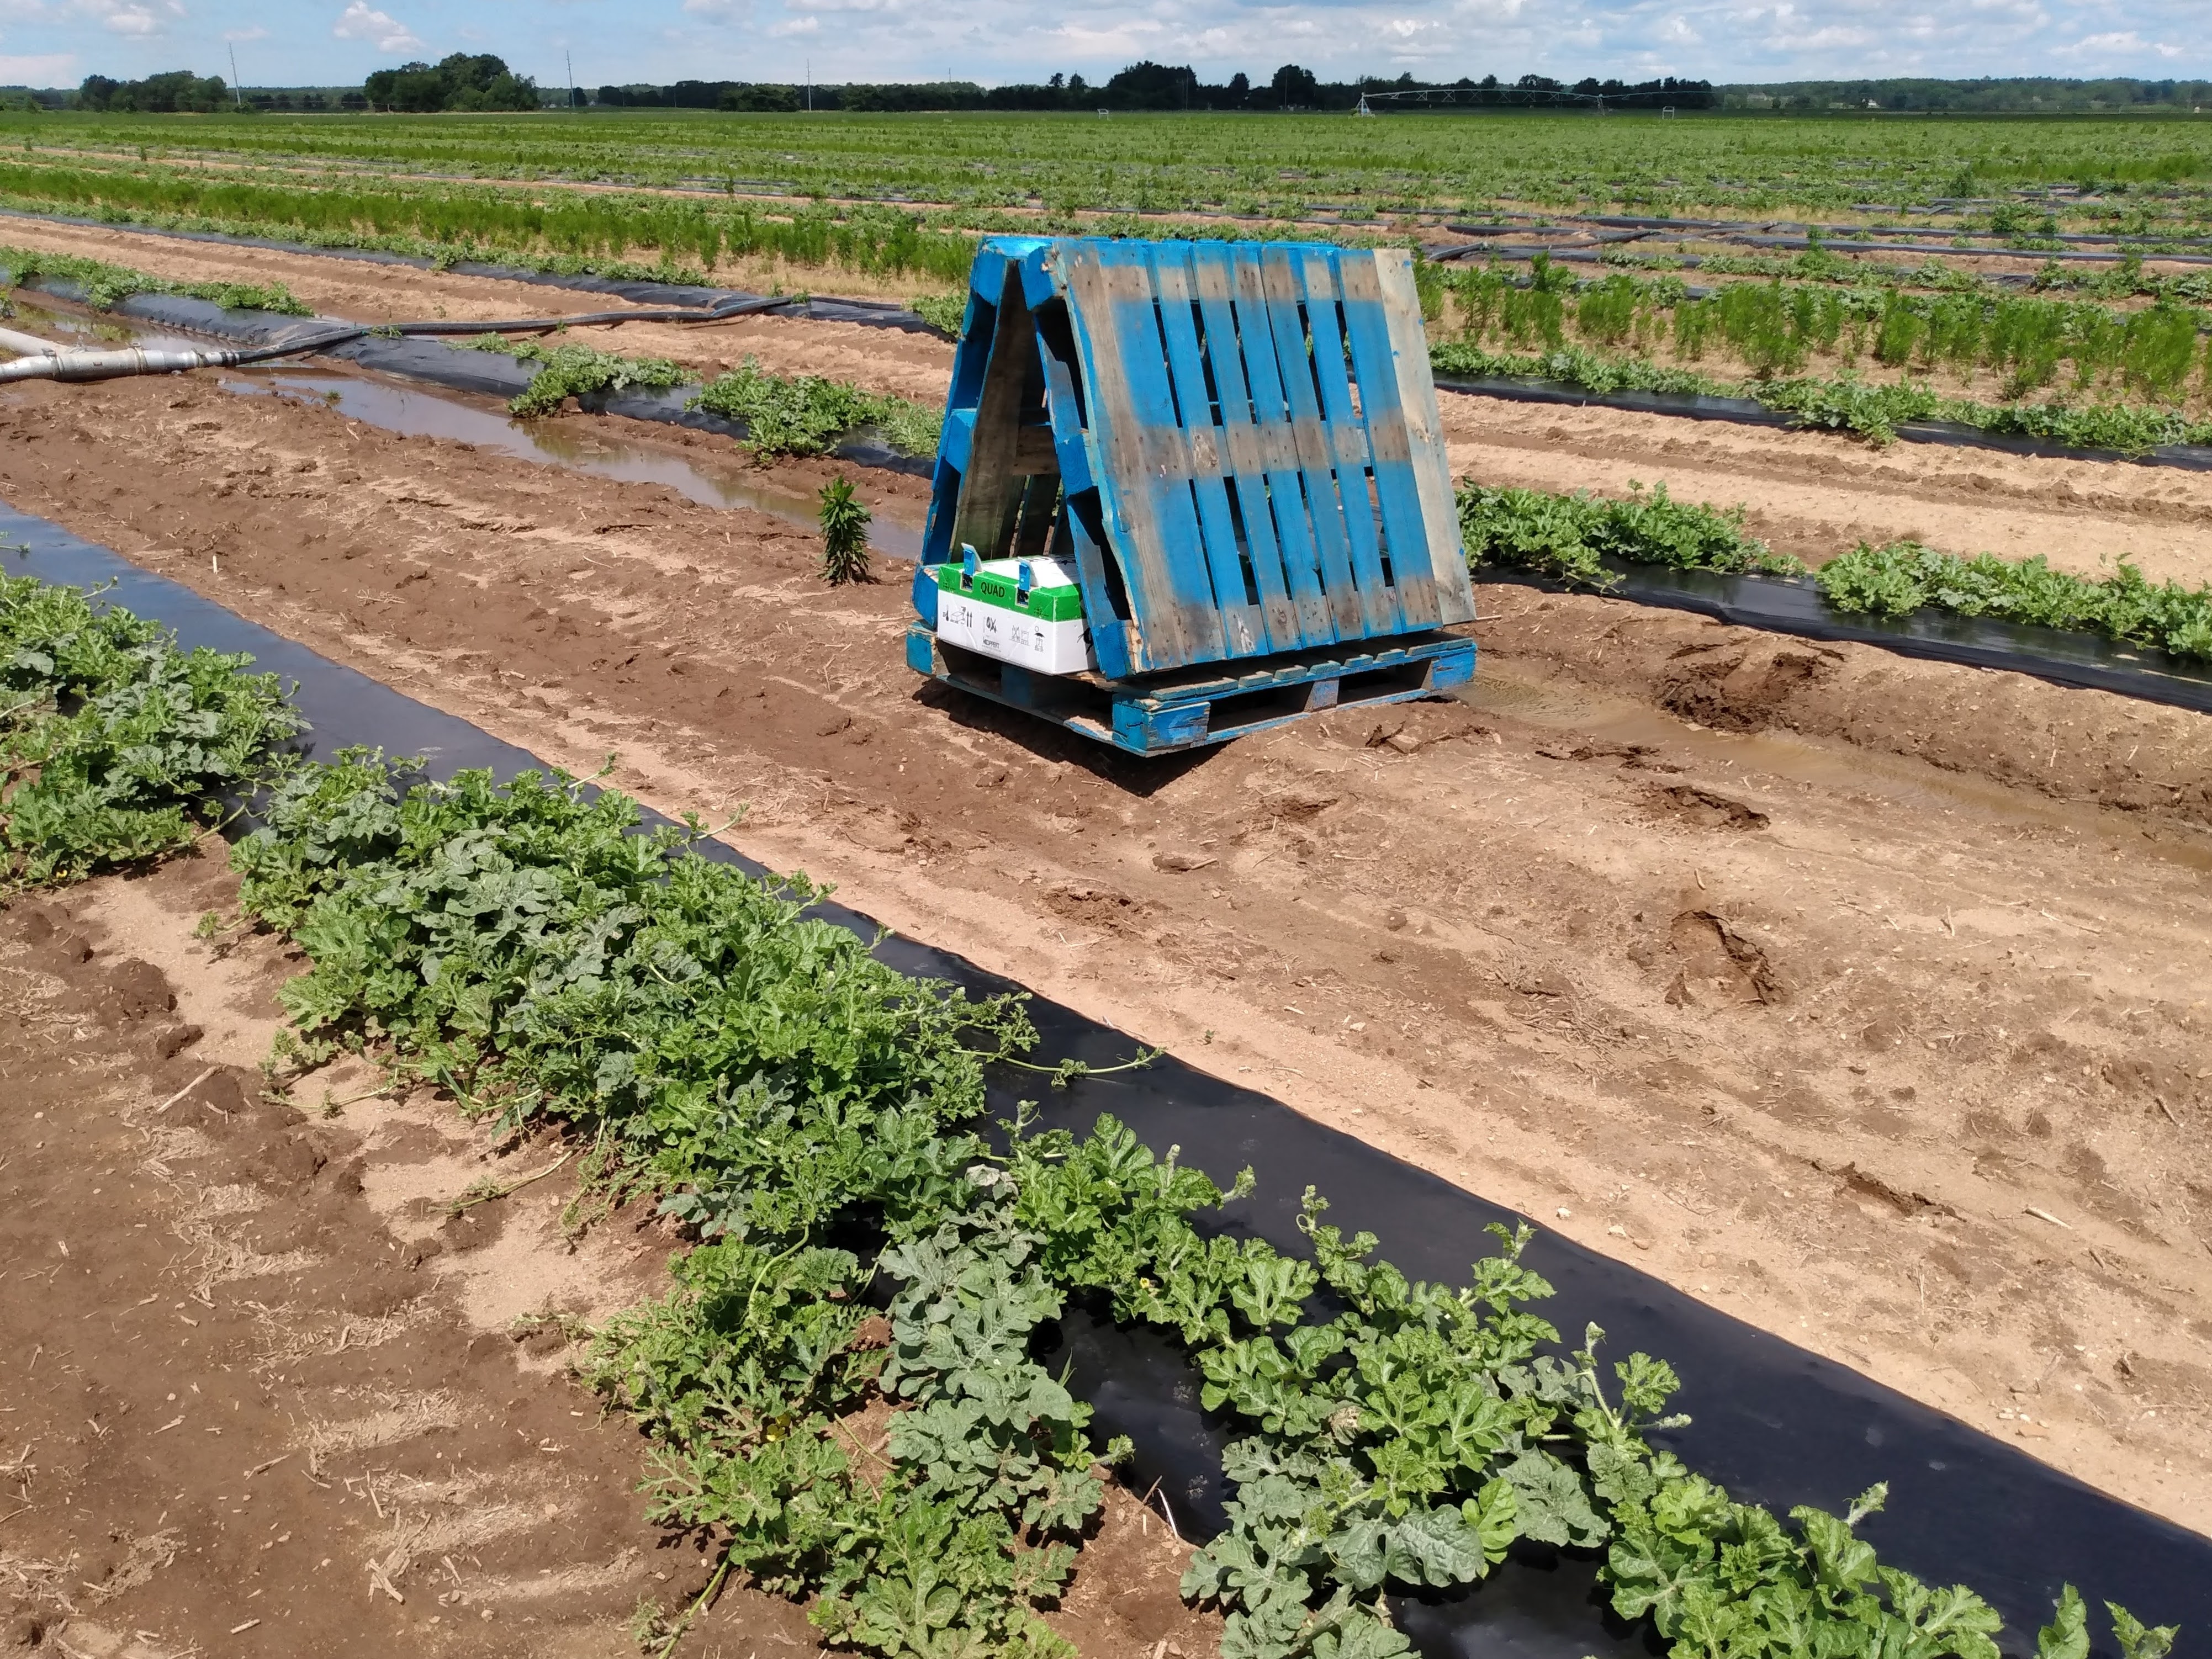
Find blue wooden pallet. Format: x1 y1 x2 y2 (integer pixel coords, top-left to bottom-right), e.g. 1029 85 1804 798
907 624 1474 755
913 234 1478 750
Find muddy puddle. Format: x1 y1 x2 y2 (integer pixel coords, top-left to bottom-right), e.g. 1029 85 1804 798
223 368 928 558
1 296 927 558
1460 659 2212 873
3 292 209 356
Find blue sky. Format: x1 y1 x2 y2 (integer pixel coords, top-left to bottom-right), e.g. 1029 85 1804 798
0 0 2204 92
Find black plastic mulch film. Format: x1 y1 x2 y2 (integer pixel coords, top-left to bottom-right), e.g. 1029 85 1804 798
1429 375 2212 474
4 507 2207 1658
1490 559 2212 719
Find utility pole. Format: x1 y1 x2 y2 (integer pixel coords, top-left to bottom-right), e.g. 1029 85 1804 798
806 59 812 113
567 50 577 111
229 43 242 107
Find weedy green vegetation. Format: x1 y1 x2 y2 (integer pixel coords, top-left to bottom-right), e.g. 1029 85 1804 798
462 333 687 417
6 572 2183 1659
0 239 311 315
1816 543 2212 662
1454 478 2212 665
818 476 874 586
1457 482 1805 589
0 574 301 888
456 338 941 457
908 293 969 338
694 357 943 459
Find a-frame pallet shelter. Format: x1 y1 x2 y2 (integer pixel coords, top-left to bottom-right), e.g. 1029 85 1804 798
906 236 1480 754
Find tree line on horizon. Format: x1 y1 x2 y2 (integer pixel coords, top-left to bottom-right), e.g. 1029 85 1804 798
601 63 1716 113
21 62 2212 119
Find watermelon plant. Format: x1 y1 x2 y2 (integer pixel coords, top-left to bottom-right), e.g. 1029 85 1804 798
1 573 2184 1659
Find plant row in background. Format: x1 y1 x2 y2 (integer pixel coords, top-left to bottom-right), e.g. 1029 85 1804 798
458 334 942 458
0 237 308 314
1428 338 2212 450
1436 257 2212 408
1 569 2184 1659
1454 480 2212 663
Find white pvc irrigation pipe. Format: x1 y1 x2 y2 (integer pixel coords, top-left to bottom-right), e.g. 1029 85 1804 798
0 285 793 389
0 324 64 358
0 343 251 383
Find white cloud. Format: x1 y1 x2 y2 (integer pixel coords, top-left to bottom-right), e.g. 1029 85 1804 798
681 0 747 17
72 0 183 35
0 50 73 78
332 0 422 52
1656 13 1700 43
2060 27 2182 56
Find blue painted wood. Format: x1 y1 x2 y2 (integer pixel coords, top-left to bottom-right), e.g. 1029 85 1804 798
921 234 1475 691
1059 243 1220 669
1147 243 1271 659
1226 245 1333 649
911 622 1477 755
1291 246 1404 639
1260 245 1364 642
1187 242 1298 654
1336 251 1445 628
1372 252 1478 627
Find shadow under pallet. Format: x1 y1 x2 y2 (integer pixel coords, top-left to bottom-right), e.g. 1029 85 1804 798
906 624 1475 753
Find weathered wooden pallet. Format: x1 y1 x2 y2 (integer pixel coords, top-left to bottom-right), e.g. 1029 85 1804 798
913 234 1478 751
906 624 1475 754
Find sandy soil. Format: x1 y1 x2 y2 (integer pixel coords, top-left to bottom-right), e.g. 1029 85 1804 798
4 343 2210 1573
0 852 1208 1658
15 218 2212 592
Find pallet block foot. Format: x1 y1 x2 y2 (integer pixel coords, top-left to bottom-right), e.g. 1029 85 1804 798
909 626 1476 755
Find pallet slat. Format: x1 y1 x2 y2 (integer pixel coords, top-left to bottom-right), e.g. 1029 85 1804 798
1188 243 1299 654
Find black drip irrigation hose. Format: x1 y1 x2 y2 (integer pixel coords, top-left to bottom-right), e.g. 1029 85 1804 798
1480 558 2212 718
4 503 2210 1658
0 209 954 336
1 276 937 480
1431 373 2212 474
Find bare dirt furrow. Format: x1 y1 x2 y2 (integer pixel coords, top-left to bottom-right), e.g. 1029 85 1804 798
5 361 2210 1550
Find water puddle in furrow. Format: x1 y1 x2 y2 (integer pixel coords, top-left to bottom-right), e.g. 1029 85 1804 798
220 369 927 559
2 294 210 357
1 297 924 557
1457 659 2212 876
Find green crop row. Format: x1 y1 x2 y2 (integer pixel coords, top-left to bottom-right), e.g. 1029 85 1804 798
3 568 2181 1659
1443 258 2212 404
0 158 982 284
1455 479 2212 662
0 236 308 313
1430 335 2212 449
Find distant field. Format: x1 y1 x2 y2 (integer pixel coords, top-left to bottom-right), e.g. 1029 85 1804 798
5 108 2211 221
3 107 2207 430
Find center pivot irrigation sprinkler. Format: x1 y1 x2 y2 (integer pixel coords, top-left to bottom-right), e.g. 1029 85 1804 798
907 236 1479 754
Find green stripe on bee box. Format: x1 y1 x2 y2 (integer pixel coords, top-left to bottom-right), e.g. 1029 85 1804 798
927 564 1086 622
